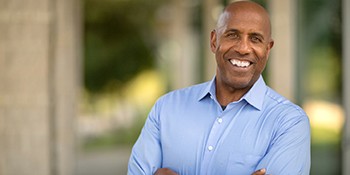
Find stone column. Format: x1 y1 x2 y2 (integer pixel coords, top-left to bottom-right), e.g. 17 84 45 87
157 0 199 90
203 0 220 81
268 0 296 101
0 0 81 174
170 0 198 89
343 0 350 174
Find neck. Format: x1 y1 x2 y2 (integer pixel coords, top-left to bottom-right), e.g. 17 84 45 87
215 81 252 107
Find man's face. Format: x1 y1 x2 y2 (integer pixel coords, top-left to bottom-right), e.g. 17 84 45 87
210 8 274 91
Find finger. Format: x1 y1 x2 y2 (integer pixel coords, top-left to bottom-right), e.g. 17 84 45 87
252 168 266 175
154 168 179 175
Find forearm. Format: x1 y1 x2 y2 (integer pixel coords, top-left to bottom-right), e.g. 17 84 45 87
152 168 268 175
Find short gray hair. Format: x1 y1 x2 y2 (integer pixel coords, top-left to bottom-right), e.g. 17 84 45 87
215 10 230 35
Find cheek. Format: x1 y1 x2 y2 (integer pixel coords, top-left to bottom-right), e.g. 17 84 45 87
216 41 235 57
255 46 269 61
215 45 227 61
254 48 269 69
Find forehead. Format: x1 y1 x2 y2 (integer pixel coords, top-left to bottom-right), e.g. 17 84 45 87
217 3 271 37
225 10 270 35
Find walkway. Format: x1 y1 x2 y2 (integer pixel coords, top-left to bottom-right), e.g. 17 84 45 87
77 146 131 175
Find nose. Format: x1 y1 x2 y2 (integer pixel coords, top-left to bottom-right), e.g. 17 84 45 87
234 38 251 55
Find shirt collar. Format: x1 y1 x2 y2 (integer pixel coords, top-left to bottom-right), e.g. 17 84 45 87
198 76 217 101
242 75 266 110
198 75 267 111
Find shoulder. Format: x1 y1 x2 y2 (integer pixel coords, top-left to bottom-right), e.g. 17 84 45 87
150 81 210 119
263 87 309 124
263 87 310 143
157 81 210 103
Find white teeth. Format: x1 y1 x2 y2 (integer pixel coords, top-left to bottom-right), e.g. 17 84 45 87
230 59 251 67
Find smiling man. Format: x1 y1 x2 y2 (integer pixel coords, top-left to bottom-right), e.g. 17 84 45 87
128 1 310 175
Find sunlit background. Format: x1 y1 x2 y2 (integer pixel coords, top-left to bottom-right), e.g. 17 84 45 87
0 0 348 175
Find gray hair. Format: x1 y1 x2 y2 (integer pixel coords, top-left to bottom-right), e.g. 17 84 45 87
215 10 230 35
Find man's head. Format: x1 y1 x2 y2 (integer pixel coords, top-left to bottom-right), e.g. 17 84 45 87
210 1 274 93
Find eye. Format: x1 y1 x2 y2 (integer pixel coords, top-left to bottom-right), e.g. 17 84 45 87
226 32 239 39
250 35 263 43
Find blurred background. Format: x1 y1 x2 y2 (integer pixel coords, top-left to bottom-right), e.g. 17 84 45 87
0 0 349 175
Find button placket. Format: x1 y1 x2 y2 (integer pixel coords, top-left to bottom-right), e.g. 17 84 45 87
200 102 245 174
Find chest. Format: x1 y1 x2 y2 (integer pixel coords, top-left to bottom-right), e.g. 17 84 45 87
159 103 275 174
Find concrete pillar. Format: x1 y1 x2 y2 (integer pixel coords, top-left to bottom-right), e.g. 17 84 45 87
203 0 220 81
268 0 296 101
170 0 198 89
0 0 81 174
157 0 199 90
342 0 350 174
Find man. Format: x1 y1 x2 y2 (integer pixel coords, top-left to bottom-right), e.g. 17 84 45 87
128 1 310 175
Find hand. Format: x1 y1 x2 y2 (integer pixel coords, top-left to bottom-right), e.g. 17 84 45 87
252 168 268 175
154 168 179 175
154 167 267 175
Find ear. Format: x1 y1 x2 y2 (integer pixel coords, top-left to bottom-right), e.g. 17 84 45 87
265 39 274 56
210 30 217 53
268 39 274 50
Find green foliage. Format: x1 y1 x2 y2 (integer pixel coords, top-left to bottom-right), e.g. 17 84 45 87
297 0 342 102
252 0 267 8
311 127 341 175
84 0 164 93
297 0 342 174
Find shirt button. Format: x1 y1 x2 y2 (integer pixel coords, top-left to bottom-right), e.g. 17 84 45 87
208 146 214 151
217 118 223 124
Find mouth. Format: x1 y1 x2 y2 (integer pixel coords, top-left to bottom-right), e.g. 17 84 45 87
229 59 252 68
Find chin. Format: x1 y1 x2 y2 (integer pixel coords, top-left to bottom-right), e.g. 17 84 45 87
227 77 254 90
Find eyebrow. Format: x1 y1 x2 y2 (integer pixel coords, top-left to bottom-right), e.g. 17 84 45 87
224 29 265 40
224 29 240 34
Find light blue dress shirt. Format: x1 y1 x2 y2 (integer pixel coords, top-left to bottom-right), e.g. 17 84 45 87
128 76 310 175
